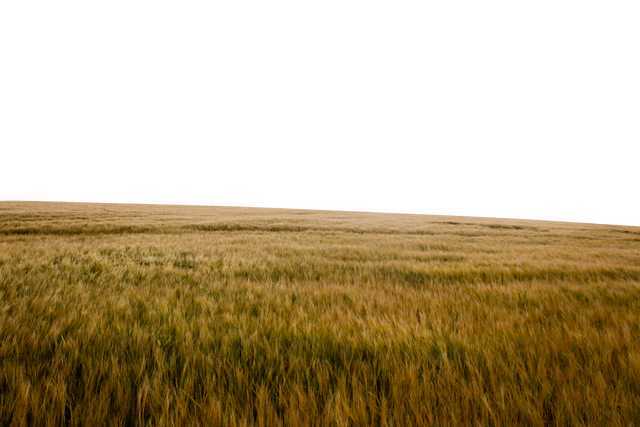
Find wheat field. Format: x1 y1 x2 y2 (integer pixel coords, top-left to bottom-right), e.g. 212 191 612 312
1 201 639 426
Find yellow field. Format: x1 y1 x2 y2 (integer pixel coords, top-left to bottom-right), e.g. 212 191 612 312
1 201 639 426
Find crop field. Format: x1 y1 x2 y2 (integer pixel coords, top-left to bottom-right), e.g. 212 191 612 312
1 201 639 426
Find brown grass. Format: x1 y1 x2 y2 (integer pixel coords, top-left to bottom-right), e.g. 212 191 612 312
1 201 639 426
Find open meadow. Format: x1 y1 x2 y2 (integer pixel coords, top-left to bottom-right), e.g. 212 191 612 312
1 201 639 426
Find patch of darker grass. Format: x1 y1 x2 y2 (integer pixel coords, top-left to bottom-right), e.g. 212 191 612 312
0 225 160 236
418 243 453 251
483 224 528 230
186 223 311 233
174 251 200 270
428 254 466 263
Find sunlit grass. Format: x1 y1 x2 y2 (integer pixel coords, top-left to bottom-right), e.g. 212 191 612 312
1 202 639 425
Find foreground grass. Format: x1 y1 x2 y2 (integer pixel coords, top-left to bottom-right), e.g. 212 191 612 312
1 202 639 426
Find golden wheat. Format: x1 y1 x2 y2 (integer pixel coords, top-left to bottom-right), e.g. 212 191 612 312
1 201 639 426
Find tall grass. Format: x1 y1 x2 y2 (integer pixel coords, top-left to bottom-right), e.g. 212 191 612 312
1 202 639 425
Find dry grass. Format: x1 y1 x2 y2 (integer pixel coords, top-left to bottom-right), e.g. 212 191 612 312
1 201 639 426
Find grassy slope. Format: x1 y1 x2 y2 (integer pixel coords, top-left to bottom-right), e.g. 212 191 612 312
1 201 639 426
